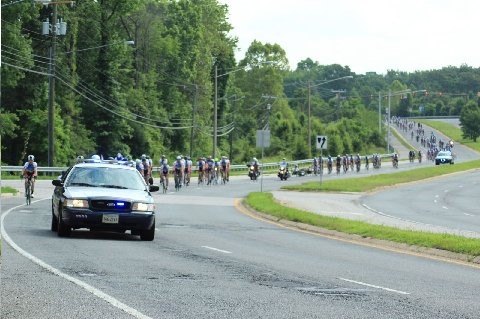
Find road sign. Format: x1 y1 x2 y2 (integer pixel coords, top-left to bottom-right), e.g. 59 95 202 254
316 135 327 149
256 130 270 148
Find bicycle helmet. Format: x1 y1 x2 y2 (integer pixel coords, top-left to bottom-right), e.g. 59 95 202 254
91 154 100 160
27 155 35 161
141 154 146 160
176 156 181 160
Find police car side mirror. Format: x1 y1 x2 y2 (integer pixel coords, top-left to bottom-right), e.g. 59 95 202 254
149 185 160 192
52 179 63 187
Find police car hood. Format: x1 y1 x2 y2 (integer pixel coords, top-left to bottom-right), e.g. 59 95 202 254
64 187 153 202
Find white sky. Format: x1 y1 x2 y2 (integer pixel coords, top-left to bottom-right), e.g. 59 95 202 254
220 0 480 75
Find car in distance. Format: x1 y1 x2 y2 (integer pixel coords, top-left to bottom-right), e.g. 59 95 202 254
435 150 454 165
51 160 159 240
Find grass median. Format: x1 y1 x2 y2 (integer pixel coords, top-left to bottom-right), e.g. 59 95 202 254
283 160 480 192
244 160 480 258
0 186 17 195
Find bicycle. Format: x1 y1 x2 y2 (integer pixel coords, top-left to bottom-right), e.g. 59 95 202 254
174 170 182 191
25 176 33 205
160 175 168 193
221 170 227 184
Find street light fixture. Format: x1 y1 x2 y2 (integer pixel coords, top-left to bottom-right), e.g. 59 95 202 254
307 75 353 158
213 60 273 158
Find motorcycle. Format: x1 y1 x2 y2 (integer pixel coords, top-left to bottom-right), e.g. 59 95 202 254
248 164 259 181
278 165 290 181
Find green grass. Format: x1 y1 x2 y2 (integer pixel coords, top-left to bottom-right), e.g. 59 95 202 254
391 128 416 156
244 192 480 256
0 186 17 195
283 160 480 192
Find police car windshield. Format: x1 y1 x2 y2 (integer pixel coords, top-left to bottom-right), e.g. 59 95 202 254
65 166 146 190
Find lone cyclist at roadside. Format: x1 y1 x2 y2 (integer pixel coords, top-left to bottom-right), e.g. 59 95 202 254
22 154 38 198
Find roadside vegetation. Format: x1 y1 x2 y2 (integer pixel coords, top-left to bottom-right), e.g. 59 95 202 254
244 192 480 257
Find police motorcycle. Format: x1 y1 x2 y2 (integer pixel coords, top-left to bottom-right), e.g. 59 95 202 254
247 161 260 181
278 164 290 181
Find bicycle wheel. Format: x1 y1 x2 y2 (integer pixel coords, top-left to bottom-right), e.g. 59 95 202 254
25 183 31 205
175 175 180 191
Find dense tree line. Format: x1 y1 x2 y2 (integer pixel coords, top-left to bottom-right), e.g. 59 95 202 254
2 0 480 166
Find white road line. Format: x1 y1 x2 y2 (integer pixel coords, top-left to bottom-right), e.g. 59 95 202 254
464 213 474 217
442 206 448 210
338 277 410 295
201 246 232 254
1 202 153 319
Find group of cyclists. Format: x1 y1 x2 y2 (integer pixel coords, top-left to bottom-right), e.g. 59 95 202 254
394 116 455 162
153 155 231 191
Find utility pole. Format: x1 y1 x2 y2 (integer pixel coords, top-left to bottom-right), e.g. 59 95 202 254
47 4 57 167
42 1 71 167
213 63 218 158
307 82 312 158
387 90 391 153
378 91 382 133
189 84 198 158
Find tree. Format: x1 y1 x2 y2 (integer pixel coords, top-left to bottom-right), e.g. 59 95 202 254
460 100 480 142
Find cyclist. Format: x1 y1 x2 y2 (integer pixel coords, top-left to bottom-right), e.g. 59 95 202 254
135 159 144 174
159 159 170 189
206 156 215 185
173 156 184 189
184 156 192 186
220 156 230 182
213 158 220 183
141 154 151 184
160 154 168 166
22 155 38 198
197 157 206 184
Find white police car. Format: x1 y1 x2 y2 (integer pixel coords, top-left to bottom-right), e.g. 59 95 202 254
51 159 159 240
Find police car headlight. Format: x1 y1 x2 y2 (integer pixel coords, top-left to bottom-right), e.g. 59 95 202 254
132 202 155 212
65 199 88 208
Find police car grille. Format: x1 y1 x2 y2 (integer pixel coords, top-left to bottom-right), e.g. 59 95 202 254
90 200 131 211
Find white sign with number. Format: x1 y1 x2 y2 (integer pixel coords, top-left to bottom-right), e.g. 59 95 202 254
316 135 328 149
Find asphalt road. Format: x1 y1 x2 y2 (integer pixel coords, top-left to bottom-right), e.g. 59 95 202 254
2 173 480 318
2 118 480 318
